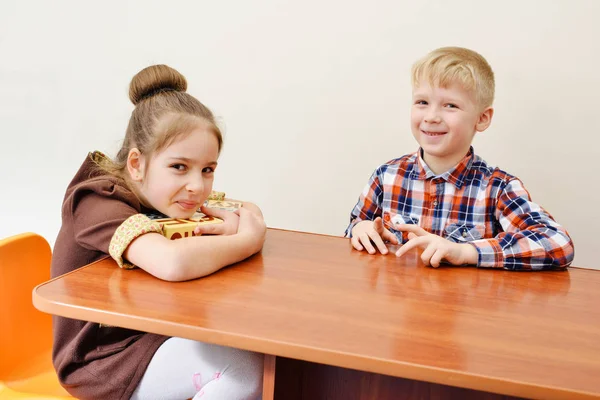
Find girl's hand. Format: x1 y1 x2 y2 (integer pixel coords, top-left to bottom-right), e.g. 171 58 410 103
394 224 478 267
193 206 240 236
237 200 264 218
237 207 267 253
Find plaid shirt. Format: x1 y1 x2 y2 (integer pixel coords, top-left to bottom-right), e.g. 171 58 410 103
346 148 574 270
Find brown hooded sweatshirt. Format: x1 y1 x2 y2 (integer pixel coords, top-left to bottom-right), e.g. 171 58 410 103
51 153 168 399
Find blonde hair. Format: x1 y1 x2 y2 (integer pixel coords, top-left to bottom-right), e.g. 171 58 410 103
411 47 495 108
99 64 223 178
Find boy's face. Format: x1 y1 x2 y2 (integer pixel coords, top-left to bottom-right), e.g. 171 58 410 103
133 126 220 219
411 81 492 173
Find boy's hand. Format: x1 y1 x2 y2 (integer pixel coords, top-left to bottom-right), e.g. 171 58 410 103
394 224 478 267
350 217 399 255
194 206 240 236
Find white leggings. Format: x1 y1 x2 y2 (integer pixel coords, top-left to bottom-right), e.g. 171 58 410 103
131 337 264 400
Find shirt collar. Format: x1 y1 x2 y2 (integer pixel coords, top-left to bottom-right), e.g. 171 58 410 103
409 147 474 188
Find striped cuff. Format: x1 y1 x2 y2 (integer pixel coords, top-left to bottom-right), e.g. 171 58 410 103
109 214 163 269
469 239 505 268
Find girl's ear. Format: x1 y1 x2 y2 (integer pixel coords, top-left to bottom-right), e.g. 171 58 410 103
126 148 146 182
476 107 494 132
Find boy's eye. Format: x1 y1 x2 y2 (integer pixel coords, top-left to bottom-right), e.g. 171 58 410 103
415 100 428 105
202 167 215 174
445 103 458 109
170 164 187 171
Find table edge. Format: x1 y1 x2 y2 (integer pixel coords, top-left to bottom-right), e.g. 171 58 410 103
32 230 599 399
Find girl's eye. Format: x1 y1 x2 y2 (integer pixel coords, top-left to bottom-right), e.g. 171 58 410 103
170 164 187 171
415 100 428 105
202 167 215 174
445 103 458 109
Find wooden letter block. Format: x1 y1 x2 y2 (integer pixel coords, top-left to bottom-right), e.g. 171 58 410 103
147 212 223 240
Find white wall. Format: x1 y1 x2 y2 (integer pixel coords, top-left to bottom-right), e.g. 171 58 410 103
1 0 598 268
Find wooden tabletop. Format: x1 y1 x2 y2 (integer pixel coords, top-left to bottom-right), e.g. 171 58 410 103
34 229 600 400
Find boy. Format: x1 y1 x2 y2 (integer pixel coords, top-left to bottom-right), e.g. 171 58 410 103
346 47 574 270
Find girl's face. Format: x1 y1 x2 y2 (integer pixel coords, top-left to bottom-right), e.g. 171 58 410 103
137 126 220 218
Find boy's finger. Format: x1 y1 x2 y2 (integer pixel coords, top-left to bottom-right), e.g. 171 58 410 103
360 234 377 254
395 223 428 236
367 231 388 254
395 236 426 257
373 217 384 234
430 249 445 268
351 236 364 251
373 217 399 245
382 229 399 244
420 244 436 266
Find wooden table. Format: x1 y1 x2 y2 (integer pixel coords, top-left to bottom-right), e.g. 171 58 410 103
33 229 600 400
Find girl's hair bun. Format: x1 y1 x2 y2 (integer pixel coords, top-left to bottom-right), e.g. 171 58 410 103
129 64 188 105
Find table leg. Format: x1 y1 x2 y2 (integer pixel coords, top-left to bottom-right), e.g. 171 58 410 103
262 354 276 400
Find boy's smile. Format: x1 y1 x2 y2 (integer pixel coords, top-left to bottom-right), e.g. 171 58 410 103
411 82 492 174
421 130 446 136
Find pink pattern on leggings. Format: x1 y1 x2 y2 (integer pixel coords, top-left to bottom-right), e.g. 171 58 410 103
192 372 203 391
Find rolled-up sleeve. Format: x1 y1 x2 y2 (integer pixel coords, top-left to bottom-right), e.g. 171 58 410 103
470 178 574 270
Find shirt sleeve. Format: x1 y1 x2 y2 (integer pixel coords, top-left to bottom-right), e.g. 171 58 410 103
69 182 161 269
469 178 574 270
345 168 384 237
109 214 162 269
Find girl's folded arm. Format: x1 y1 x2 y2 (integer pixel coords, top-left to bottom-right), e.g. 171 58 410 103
124 231 259 282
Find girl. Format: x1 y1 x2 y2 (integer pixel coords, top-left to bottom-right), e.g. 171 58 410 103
51 64 266 400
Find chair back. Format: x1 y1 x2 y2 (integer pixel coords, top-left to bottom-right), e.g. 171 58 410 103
0 232 53 377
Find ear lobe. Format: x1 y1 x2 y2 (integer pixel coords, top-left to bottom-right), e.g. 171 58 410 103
476 107 494 132
126 148 145 182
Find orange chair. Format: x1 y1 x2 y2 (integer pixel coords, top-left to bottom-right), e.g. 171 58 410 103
0 233 74 399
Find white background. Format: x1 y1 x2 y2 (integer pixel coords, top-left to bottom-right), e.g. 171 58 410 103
1 0 598 268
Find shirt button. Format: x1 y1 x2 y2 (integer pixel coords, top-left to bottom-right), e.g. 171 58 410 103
433 200 438 207
462 230 468 238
